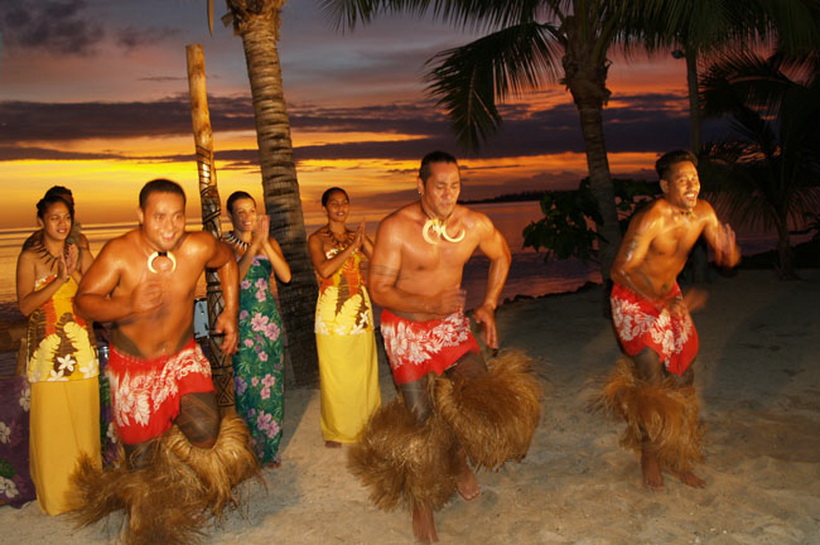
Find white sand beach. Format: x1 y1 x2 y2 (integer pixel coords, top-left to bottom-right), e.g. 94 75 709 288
1 268 818 544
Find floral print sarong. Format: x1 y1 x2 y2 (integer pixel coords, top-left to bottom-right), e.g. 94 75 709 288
610 282 699 375
233 255 284 465
107 338 213 444
380 309 479 385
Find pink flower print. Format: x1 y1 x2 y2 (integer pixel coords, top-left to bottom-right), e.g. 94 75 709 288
266 420 281 439
265 322 281 341
255 289 266 303
250 313 269 332
239 309 249 320
258 351 269 362
260 386 270 400
254 278 267 290
256 411 280 439
244 338 254 348
256 411 273 432
240 279 251 290
251 377 259 387
261 374 276 388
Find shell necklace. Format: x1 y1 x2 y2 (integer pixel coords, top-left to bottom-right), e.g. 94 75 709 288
421 205 465 245
327 227 350 249
224 230 250 253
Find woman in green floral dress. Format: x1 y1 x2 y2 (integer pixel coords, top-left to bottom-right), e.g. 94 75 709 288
224 191 291 467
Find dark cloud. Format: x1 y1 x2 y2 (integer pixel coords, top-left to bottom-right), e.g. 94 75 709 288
2 0 104 56
0 96 256 145
137 76 189 83
116 25 180 51
1 1 182 56
1 91 709 163
0 145 128 161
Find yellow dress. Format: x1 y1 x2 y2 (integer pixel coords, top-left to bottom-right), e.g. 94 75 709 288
24 275 100 515
315 249 381 443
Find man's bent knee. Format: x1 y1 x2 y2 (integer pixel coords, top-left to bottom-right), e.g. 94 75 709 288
124 440 154 470
447 351 488 381
399 376 433 423
671 365 695 388
633 348 663 384
177 391 220 449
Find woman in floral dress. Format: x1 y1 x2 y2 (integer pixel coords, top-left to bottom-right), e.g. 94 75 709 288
224 191 291 467
16 194 100 514
308 187 381 447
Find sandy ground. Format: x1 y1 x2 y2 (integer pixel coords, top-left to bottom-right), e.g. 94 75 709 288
1 269 818 545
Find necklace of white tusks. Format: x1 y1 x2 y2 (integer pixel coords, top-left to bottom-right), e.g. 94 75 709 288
147 251 177 274
422 218 465 245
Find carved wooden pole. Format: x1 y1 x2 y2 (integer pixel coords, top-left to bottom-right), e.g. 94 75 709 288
186 44 234 408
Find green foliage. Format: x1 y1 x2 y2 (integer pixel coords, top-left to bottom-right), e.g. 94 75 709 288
0 459 16 479
523 177 659 262
523 187 603 261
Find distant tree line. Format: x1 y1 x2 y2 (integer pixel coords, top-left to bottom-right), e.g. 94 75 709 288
460 190 547 205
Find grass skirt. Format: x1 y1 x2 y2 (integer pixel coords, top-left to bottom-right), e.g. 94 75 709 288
600 357 704 474
349 350 542 514
348 398 459 513
69 413 259 544
435 350 542 470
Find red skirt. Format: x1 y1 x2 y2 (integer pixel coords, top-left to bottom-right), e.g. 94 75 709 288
380 310 480 385
610 283 699 375
107 339 214 444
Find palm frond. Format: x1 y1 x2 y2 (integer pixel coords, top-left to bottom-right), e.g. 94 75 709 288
760 0 820 55
321 0 545 33
699 45 820 269
700 50 792 119
425 22 562 150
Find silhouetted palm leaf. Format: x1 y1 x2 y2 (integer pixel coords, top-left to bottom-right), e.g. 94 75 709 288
700 50 820 278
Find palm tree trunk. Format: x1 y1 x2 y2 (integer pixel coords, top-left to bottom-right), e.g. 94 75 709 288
562 21 622 314
682 47 712 283
186 44 235 407
576 101 621 312
685 48 702 153
237 11 320 386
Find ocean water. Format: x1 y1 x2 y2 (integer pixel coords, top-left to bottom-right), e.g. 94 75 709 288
0 199 795 322
0 201 603 321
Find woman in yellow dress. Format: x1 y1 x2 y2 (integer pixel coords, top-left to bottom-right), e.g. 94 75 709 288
16 194 100 515
308 187 381 447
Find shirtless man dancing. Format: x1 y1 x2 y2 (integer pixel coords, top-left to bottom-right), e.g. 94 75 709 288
349 151 541 543
604 150 740 491
72 179 258 542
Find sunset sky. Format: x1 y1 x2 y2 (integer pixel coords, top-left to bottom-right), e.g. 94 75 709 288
1 0 708 230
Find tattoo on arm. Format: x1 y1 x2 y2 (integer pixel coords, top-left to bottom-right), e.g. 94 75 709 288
370 264 399 280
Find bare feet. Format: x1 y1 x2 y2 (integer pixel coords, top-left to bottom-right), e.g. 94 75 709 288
455 463 481 501
324 440 342 448
677 469 706 488
412 505 438 543
641 448 664 491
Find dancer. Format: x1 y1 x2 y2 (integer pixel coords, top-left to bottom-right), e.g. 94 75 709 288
349 151 541 543
16 193 100 515
72 179 258 543
224 191 291 467
603 150 741 490
308 187 380 448
22 186 90 254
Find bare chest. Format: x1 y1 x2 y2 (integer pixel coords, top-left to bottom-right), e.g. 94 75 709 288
410 236 476 268
648 221 704 261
